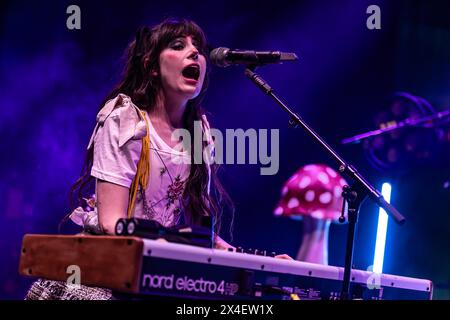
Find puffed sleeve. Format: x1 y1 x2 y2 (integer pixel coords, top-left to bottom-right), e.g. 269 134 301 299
89 94 147 188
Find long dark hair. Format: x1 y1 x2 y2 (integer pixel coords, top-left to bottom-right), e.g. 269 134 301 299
66 18 233 237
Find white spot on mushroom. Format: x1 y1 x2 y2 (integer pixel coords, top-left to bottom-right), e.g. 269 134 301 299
334 186 342 198
339 178 347 187
287 198 300 209
274 206 284 216
298 176 311 189
281 186 288 196
303 165 316 171
311 210 324 219
326 167 337 178
319 192 332 204
318 172 330 184
305 190 315 202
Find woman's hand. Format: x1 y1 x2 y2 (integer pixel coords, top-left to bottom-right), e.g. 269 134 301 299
214 235 235 250
274 254 294 260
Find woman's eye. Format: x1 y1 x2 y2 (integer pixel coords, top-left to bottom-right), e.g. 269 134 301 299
171 42 184 50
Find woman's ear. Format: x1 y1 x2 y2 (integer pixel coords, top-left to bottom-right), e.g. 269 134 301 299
145 60 158 77
143 57 151 71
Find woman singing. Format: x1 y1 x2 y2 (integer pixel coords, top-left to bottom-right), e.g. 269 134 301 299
26 17 233 300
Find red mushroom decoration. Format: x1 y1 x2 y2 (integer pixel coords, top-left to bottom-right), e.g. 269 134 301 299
274 164 348 265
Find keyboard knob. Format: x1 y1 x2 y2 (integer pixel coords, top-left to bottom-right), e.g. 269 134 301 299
256 249 266 256
245 248 254 254
237 247 244 253
269 251 277 257
115 219 127 235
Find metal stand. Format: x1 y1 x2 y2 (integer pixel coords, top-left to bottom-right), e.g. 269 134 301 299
243 66 405 300
338 185 368 299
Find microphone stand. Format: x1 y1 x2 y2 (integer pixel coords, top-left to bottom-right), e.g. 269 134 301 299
341 109 450 145
244 66 406 300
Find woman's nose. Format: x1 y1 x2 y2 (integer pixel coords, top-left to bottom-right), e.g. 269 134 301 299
189 52 199 61
188 48 199 60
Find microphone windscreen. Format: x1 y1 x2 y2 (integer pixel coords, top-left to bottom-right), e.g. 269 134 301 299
209 47 229 67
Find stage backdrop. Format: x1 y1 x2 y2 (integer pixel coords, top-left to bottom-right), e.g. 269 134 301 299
0 0 449 299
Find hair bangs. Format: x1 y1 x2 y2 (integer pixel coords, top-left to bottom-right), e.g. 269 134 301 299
156 18 209 55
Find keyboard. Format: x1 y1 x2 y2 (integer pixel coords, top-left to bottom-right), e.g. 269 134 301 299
19 234 433 300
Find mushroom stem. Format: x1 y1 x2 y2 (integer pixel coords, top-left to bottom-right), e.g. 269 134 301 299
296 216 331 265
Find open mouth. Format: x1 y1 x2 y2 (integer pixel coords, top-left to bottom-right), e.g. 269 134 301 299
182 64 200 81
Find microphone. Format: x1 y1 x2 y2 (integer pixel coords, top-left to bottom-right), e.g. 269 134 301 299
209 47 299 67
